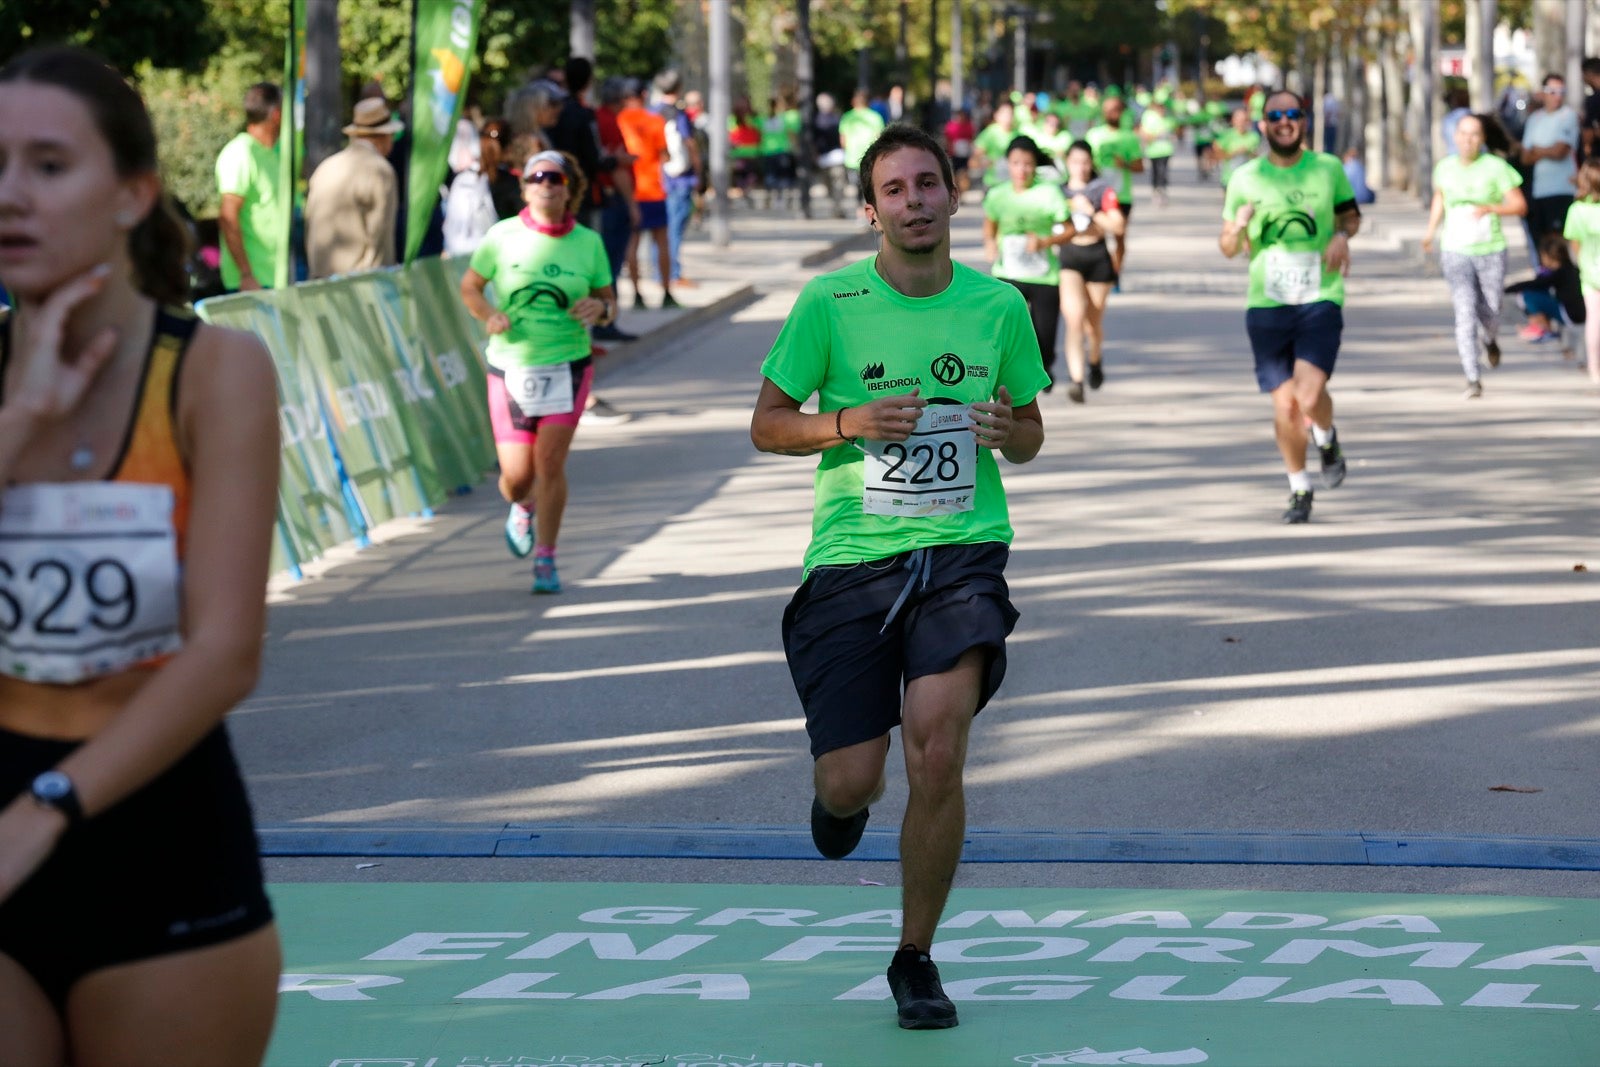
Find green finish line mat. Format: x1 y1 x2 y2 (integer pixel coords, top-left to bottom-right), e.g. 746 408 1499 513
268 882 1600 1067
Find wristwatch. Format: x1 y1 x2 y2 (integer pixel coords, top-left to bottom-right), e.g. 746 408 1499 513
30 770 84 824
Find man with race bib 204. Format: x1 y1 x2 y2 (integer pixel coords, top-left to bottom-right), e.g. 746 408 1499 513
751 124 1047 1032
1219 90 1356 525
460 150 617 593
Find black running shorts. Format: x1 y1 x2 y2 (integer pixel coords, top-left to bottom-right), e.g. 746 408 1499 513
781 541 1019 758
0 725 274 1009
1058 241 1117 283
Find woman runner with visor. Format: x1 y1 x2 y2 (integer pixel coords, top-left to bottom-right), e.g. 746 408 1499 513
0 46 282 1063
461 150 617 594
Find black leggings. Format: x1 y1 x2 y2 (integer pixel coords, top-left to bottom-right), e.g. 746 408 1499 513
1151 156 1170 191
1008 279 1062 379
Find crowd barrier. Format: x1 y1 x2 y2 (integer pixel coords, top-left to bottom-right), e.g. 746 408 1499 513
197 257 495 579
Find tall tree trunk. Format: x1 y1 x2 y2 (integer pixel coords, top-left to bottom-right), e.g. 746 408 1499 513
1410 0 1440 204
1364 5 1385 185
950 0 964 113
1383 0 1410 190
1328 32 1347 154
304 0 341 176
1312 37 1327 156
1466 0 1496 111
796 0 814 219
1566 0 1587 100
569 0 595 61
1533 0 1564 84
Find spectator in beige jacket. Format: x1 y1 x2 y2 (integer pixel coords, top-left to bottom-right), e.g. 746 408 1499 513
305 98 401 278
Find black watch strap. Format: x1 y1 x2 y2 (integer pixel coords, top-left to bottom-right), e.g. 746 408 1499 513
31 770 84 824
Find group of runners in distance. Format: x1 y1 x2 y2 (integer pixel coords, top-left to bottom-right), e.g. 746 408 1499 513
0 26 1465 1046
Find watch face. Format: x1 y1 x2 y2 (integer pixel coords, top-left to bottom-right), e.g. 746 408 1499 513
33 770 72 802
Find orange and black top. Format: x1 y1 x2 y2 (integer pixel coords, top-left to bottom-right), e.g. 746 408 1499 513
0 305 196 557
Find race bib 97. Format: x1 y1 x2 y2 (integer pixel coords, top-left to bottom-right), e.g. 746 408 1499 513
504 364 575 418
0 483 183 684
1264 248 1322 305
861 403 978 517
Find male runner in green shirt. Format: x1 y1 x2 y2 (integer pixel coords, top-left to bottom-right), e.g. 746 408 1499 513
1219 89 1358 524
751 123 1047 1032
1086 96 1144 278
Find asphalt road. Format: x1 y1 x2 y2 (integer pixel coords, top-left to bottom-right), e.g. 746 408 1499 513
246 166 1600 901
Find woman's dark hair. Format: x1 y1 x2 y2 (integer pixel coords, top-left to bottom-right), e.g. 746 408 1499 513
1005 134 1049 168
1575 158 1600 202
0 46 191 305
1537 232 1574 267
1472 112 1513 158
1065 139 1100 181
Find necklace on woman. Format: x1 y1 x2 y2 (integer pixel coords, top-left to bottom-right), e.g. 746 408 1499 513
69 443 94 472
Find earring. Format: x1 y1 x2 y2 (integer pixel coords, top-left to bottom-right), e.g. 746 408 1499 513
115 211 135 228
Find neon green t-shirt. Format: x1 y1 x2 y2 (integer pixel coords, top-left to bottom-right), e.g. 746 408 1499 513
1215 128 1262 186
1562 200 1600 292
984 181 1070 285
759 113 792 155
1140 111 1176 159
468 218 611 370
760 257 1050 576
214 131 285 289
839 107 885 170
1085 123 1142 202
973 122 1016 186
1223 151 1359 310
1432 153 1523 255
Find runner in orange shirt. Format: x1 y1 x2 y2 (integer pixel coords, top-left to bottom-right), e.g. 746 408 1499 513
615 79 677 310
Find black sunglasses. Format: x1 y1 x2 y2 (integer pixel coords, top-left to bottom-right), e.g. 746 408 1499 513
524 170 568 186
1265 108 1305 122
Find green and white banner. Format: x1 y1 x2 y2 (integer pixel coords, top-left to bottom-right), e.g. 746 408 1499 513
265 882 1600 1067
405 0 484 263
197 258 494 576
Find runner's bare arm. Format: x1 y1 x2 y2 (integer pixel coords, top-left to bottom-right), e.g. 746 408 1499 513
217 193 259 291
1422 191 1445 253
1219 201 1253 258
971 385 1043 463
460 268 510 334
0 325 280 903
752 377 925 456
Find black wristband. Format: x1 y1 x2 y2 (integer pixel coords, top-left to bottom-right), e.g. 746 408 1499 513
835 407 849 441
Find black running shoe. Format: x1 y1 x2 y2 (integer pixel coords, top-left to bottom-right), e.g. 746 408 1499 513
1088 362 1105 390
1282 489 1313 524
1318 430 1346 489
1485 340 1501 368
810 797 868 859
887 946 959 1029
1067 381 1086 404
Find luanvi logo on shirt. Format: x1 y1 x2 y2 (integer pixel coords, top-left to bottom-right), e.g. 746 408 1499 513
930 352 967 386
860 362 886 381
832 286 871 299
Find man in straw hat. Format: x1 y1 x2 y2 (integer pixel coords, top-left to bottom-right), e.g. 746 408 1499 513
305 97 403 279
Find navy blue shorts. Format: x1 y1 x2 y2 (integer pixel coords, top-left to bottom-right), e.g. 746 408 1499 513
781 542 1019 759
1245 300 1344 392
636 199 668 231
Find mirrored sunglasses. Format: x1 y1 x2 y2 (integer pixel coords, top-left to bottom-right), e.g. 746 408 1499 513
524 170 568 186
1265 108 1305 122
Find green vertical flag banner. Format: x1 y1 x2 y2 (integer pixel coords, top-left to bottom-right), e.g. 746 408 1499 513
276 0 306 289
405 0 484 263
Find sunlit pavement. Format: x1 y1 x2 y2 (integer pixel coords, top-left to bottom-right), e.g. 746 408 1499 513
245 159 1600 1066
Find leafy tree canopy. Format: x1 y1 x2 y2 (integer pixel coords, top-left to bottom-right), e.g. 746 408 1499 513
0 0 222 73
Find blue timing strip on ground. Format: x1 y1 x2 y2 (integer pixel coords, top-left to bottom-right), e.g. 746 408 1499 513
256 823 1600 871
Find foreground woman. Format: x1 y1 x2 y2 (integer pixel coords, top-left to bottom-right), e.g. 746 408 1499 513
0 47 282 1064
